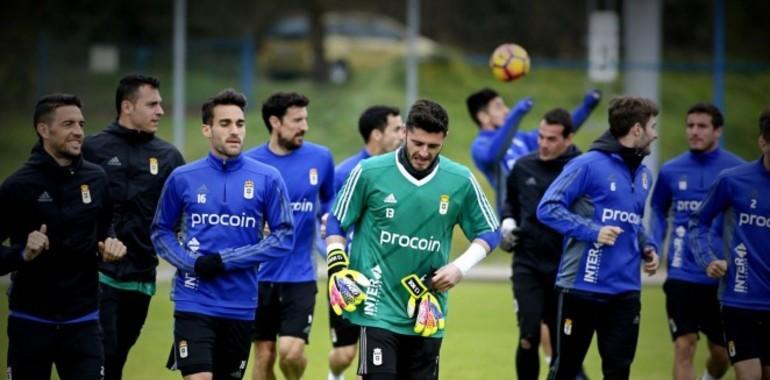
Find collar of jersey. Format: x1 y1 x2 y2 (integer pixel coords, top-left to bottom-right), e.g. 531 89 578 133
206 152 244 172
689 147 721 163
394 148 440 187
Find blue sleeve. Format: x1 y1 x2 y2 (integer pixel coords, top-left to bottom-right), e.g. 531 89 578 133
650 169 672 249
220 174 295 270
319 152 336 215
536 161 602 242
472 98 534 168
688 175 730 268
476 229 500 251
325 213 346 238
151 175 198 272
571 89 601 132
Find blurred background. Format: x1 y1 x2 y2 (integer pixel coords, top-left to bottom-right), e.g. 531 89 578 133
2 1 770 378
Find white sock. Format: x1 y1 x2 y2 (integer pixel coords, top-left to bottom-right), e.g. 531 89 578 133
328 371 344 380
701 371 720 380
543 355 552 365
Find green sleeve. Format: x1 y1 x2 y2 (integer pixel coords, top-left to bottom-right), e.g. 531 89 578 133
459 172 499 240
332 164 367 231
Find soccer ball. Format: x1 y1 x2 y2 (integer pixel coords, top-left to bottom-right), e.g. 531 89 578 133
489 43 530 82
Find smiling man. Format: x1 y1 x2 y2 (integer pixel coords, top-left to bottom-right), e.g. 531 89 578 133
152 89 294 380
83 74 185 380
246 92 335 380
1 94 127 379
325 99 500 380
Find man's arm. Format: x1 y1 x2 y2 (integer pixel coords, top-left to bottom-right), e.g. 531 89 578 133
649 170 673 250
0 183 30 275
688 175 731 275
571 89 602 131
536 162 602 242
471 98 534 169
218 174 295 270
151 175 198 272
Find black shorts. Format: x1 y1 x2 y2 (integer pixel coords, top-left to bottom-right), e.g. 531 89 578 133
329 307 360 348
7 316 103 380
167 311 253 379
512 259 558 341
357 326 442 380
721 306 770 365
663 279 725 345
253 281 317 343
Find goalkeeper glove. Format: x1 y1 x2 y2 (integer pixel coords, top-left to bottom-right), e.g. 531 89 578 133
328 248 370 316
194 254 225 279
401 274 446 337
500 218 520 253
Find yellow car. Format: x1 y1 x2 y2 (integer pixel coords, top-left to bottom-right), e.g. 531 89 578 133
260 12 443 83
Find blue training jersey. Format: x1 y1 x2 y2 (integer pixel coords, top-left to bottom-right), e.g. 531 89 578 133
151 153 294 320
537 141 657 295
651 148 744 285
246 141 335 282
471 93 599 214
689 158 770 311
335 148 370 193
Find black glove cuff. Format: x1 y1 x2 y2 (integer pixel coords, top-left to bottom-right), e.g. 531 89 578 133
195 254 225 279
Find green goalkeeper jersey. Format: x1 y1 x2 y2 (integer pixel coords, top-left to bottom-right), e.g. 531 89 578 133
332 150 498 337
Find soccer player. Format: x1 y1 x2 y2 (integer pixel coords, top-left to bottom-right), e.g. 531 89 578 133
537 96 660 380
467 88 601 212
83 74 185 380
0 94 127 379
689 108 770 380
246 92 335 380
151 89 294 380
501 108 585 380
326 99 500 379
327 105 404 380
651 103 744 380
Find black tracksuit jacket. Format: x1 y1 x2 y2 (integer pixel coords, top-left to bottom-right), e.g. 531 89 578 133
502 145 581 272
83 122 184 283
0 144 112 320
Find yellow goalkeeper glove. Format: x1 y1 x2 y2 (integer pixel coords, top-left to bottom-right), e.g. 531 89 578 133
401 274 446 337
327 248 370 316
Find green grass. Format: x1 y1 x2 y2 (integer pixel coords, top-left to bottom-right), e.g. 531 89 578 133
0 280 734 379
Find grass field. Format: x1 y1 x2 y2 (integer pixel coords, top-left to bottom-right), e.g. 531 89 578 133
0 279 733 379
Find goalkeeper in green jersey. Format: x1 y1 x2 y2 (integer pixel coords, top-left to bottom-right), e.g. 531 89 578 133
325 99 501 380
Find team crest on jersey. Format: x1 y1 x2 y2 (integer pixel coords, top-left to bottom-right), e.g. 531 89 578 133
309 168 318 185
149 157 159 175
563 318 573 335
641 172 649 190
728 341 736 357
678 176 688 190
439 194 449 215
244 180 255 199
80 184 92 204
373 348 383 366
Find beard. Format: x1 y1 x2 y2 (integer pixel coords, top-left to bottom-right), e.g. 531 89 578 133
277 133 302 151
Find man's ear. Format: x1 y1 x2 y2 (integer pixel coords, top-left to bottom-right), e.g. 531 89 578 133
202 124 212 138
36 123 49 139
269 115 282 132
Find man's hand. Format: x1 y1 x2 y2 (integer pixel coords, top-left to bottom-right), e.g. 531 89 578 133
597 226 623 246
99 237 126 262
585 89 602 107
706 260 728 278
499 218 519 253
431 264 463 292
24 224 49 261
643 246 659 276
402 274 445 337
514 97 534 113
328 248 370 315
194 254 225 279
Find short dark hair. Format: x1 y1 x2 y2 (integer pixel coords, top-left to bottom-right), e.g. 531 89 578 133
261 92 310 133
406 99 449 135
201 89 247 125
542 108 574 138
608 96 659 138
687 102 724 128
33 93 83 133
358 105 400 143
115 74 160 117
760 107 770 141
466 88 499 126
